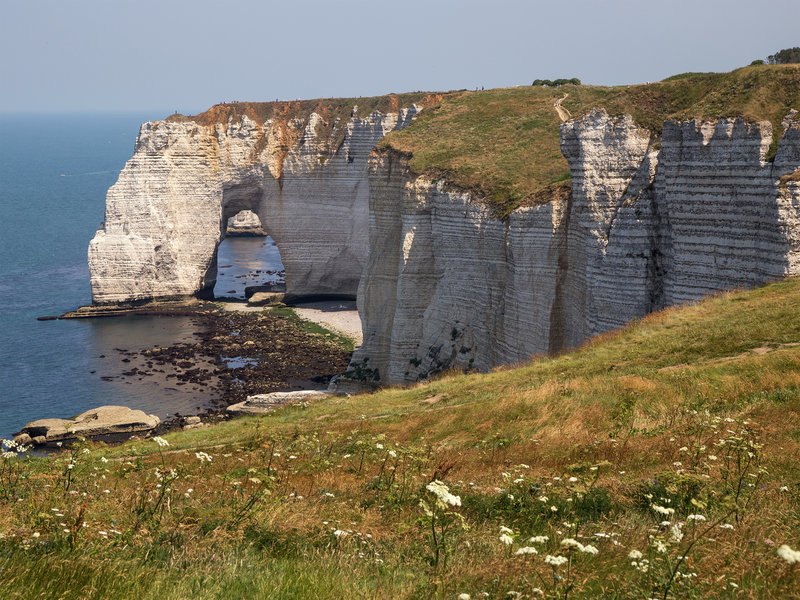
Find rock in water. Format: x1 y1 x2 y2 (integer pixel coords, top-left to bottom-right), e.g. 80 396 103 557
21 405 160 443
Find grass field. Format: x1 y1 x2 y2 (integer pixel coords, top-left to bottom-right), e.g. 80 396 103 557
2 278 800 599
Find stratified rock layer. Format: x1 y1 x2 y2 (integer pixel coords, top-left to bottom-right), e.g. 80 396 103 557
89 105 419 303
344 110 800 385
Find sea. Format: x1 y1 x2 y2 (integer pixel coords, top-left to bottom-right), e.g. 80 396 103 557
0 112 283 440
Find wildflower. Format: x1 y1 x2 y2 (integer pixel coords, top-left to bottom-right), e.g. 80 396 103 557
777 544 800 564
550 505 558 512
100 457 108 463
628 550 643 560
515 546 538 555
195 451 212 463
544 555 568 567
152 436 169 448
779 486 789 492
32 532 40 538
458 595 471 600
719 523 735 530
529 535 549 544
537 496 548 503
499 526 514 535
388 449 397 458
651 504 675 516
686 514 706 521
375 443 384 450
426 480 461 507
500 533 514 546
561 538 582 550
670 524 684 543
580 544 599 555
654 540 668 554
568 477 578 483
333 530 347 537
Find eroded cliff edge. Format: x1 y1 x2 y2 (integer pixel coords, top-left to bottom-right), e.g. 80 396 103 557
343 109 800 386
88 100 425 304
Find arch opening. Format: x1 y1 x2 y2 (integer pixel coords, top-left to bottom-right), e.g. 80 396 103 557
212 208 285 301
200 182 287 301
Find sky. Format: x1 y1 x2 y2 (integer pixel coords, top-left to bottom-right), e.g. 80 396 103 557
2 0 799 116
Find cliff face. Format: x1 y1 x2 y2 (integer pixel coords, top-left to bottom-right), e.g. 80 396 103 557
88 105 419 303
345 110 800 385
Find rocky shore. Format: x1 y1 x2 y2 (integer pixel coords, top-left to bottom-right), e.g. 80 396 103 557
18 302 354 446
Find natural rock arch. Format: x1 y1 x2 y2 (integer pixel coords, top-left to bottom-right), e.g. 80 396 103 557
89 106 419 305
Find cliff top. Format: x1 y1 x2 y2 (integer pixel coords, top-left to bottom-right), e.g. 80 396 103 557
382 64 800 217
169 66 800 218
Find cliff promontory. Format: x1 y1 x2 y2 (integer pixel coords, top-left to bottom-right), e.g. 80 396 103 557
89 95 436 303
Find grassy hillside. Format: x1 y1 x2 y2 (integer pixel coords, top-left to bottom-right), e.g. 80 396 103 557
3 278 800 599
382 65 800 217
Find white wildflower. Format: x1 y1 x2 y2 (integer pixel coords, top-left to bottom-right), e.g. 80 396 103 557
544 555 568 567
426 480 461 507
686 514 706 521
651 504 675 516
499 526 514 535
580 544 599 555
152 436 169 448
515 546 538 555
195 451 212 463
500 533 514 546
458 595 471 600
777 544 800 564
529 535 549 544
333 530 347 537
670 524 684 543
628 550 643 560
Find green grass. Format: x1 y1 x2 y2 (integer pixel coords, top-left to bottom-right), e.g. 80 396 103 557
3 278 800 599
268 305 356 352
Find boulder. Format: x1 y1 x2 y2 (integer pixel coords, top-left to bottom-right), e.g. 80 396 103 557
227 390 328 415
12 433 32 446
21 405 160 443
247 291 285 306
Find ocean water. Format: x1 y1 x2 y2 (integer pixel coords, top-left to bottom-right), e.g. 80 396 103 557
0 113 282 439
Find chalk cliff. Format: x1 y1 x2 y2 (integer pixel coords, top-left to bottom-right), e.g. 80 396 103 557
343 109 800 385
88 103 420 303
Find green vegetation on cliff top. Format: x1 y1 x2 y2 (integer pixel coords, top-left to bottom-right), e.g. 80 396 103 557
3 277 800 598
382 65 800 217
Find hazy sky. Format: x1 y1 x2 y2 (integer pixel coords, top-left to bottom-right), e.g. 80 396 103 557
2 0 798 116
